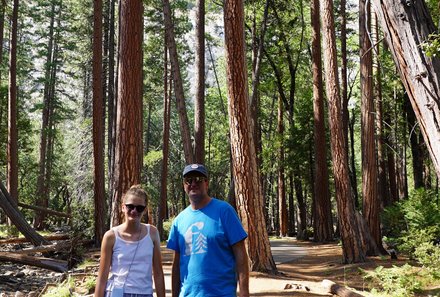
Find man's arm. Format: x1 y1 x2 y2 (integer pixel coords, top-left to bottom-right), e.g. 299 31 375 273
232 240 249 297
171 251 181 297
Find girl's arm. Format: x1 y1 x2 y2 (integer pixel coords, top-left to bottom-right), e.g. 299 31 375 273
151 226 166 297
94 230 115 297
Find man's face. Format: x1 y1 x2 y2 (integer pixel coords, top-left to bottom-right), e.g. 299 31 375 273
183 173 209 204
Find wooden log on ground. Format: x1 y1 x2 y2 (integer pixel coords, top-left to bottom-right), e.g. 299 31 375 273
17 202 71 218
0 251 68 272
322 279 364 297
0 234 69 245
0 182 49 246
12 240 71 254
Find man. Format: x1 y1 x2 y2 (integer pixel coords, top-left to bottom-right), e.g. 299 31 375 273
167 164 250 297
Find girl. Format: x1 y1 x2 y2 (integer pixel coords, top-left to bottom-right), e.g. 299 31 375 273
94 185 165 297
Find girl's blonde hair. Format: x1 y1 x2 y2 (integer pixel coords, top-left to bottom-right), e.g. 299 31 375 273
124 184 148 204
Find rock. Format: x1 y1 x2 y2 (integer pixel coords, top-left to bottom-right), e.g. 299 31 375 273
15 272 25 278
14 291 25 297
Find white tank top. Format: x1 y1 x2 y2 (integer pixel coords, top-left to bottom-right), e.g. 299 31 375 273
106 224 154 294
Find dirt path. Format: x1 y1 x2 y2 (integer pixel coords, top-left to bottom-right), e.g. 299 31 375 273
160 238 405 296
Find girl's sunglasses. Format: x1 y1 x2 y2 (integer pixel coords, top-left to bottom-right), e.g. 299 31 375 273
125 204 146 212
184 176 207 185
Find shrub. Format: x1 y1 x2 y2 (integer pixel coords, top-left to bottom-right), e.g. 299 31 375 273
364 264 422 297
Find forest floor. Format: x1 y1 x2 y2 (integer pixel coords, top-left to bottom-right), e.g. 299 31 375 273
160 238 410 297
2 237 439 296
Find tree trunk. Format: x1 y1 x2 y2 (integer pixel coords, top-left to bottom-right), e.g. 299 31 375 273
7 0 19 209
93 0 106 246
372 0 440 179
0 0 6 84
360 0 382 255
224 0 277 273
194 0 205 164
288 175 295 236
107 0 116 210
111 0 143 226
162 0 193 164
277 98 287 237
35 2 56 230
311 0 333 242
373 12 389 210
158 40 170 240
0 182 49 246
320 0 367 263
294 174 308 240
406 98 424 189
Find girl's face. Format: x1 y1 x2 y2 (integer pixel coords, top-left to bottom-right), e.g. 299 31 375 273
122 194 146 221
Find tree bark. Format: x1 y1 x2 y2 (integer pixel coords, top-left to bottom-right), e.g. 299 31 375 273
0 182 49 246
158 39 170 240
162 0 193 164
194 0 205 164
372 0 440 179
372 12 389 211
311 0 333 242
320 0 367 263
0 252 67 272
294 174 308 240
224 0 277 273
111 0 143 226
35 2 56 230
360 0 382 255
7 0 19 211
93 0 106 245
107 0 116 210
277 98 287 237
0 0 6 84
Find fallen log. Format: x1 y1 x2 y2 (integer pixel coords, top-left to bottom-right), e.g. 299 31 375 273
12 241 71 254
0 251 68 272
322 279 364 297
0 234 69 245
0 182 49 246
17 202 71 218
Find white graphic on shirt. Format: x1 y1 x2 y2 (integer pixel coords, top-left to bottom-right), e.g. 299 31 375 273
184 222 207 255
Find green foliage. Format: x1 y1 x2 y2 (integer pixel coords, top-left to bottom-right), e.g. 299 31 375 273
413 241 440 277
162 216 174 240
41 286 71 297
83 276 96 291
420 34 440 58
364 264 423 297
375 189 440 296
382 189 440 250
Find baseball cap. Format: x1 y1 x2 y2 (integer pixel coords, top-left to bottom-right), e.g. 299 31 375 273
182 164 208 177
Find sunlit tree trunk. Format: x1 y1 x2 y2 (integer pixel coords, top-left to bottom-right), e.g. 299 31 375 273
194 0 205 164
163 0 193 164
7 0 19 211
277 98 287 237
312 0 333 242
372 0 440 179
224 0 277 273
93 0 106 245
111 0 143 226
320 0 367 263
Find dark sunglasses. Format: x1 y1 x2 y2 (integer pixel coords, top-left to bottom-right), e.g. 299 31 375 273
184 176 207 185
125 204 146 212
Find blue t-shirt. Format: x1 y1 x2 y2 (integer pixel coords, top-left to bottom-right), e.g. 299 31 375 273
167 198 248 297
